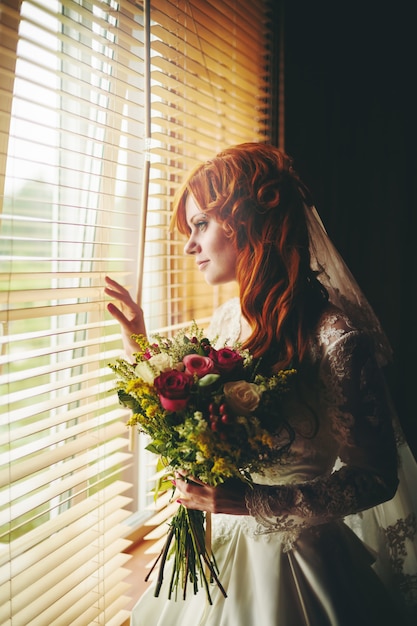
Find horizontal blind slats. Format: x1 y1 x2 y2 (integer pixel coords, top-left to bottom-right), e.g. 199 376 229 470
1 1 146 624
12 553 131 626
2 364 115 407
0 527 130 606
149 74 267 131
3 419 127 478
4 380 116 424
0 347 123 383
0 506 130 586
0 423 128 487
1 452 132 525
150 37 266 98
4 540 131 621
0 482 132 566
59 581 131 626
0 301 113 322
1 441 129 509
151 0 266 60
150 55 267 109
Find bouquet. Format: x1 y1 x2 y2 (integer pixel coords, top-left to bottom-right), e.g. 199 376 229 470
109 322 296 603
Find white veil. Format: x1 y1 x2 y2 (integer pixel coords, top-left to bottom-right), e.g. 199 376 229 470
305 204 392 366
305 204 417 621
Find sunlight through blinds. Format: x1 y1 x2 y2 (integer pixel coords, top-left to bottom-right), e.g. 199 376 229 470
0 0 147 623
141 0 274 334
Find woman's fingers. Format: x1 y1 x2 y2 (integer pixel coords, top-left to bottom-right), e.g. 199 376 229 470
105 277 142 321
175 472 205 487
105 277 136 308
174 472 248 515
105 275 127 290
104 276 147 353
104 275 127 296
106 301 129 325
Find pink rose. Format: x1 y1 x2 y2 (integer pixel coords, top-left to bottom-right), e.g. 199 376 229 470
154 369 194 411
209 347 244 377
183 354 215 378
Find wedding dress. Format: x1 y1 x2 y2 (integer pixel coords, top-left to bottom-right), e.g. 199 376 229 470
130 208 417 626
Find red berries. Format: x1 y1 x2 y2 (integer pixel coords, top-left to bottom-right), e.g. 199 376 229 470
208 400 231 431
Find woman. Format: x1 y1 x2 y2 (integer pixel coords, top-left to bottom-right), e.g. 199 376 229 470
105 143 417 625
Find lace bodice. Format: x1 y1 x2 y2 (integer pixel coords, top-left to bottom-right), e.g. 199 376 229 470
207 298 399 537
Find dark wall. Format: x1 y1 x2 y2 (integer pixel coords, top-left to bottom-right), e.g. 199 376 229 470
281 0 416 456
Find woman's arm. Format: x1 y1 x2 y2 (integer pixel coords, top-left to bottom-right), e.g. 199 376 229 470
104 276 147 360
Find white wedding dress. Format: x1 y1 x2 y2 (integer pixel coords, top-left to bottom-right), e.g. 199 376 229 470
130 298 417 626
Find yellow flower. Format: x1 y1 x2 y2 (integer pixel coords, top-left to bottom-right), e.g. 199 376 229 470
126 379 153 395
198 442 210 457
146 404 158 419
127 413 140 427
212 457 233 476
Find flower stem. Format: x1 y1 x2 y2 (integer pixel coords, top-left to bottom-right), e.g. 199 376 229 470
146 505 227 602
153 525 175 598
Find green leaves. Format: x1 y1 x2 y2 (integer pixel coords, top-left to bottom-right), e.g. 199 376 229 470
117 389 138 410
197 373 220 387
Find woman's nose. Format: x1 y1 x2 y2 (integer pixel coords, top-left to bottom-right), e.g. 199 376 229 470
184 236 199 255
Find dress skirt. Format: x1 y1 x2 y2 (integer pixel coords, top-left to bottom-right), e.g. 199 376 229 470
130 514 406 626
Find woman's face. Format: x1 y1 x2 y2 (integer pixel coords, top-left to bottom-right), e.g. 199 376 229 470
183 194 237 285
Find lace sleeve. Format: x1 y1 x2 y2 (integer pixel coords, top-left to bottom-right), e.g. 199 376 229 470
245 329 399 533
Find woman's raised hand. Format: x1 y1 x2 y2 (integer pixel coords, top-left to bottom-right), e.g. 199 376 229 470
104 276 146 358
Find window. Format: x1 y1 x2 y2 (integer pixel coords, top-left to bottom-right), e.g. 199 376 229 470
0 0 275 622
144 0 275 330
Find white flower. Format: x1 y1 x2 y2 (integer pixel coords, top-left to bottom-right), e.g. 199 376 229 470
223 380 261 416
193 411 204 423
135 353 174 383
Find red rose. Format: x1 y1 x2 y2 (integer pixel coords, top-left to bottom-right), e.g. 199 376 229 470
209 347 244 376
154 369 194 411
183 354 215 378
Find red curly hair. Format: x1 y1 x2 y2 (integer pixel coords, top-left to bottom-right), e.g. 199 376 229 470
172 143 328 370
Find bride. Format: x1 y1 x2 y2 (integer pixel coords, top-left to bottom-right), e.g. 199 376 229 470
105 143 417 625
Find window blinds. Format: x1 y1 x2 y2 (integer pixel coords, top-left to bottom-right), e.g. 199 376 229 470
0 1 146 623
142 0 273 333
1 0 275 621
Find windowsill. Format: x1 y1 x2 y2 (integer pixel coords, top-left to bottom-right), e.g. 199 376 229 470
121 506 166 624
124 537 155 612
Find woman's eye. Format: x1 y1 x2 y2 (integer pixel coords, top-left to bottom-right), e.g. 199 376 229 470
196 221 208 231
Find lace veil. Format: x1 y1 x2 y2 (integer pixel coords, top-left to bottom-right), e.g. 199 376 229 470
305 206 417 617
305 204 393 366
